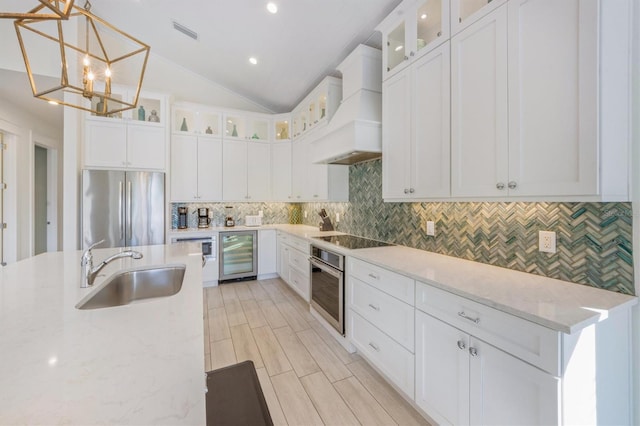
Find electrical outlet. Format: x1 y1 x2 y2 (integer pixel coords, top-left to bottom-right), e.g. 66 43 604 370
304 210 307 218
336 213 340 222
539 231 556 253
258 210 263 217
426 220 435 236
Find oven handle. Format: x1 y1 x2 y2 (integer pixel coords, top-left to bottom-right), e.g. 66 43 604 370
309 257 343 279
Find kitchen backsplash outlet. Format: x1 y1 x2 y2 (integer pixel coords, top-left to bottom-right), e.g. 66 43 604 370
302 159 634 295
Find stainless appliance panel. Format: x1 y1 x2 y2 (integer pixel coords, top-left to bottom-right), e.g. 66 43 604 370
310 258 344 334
126 171 165 246
82 170 165 249
219 230 257 281
82 170 126 248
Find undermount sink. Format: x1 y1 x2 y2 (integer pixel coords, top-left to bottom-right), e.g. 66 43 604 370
76 264 186 310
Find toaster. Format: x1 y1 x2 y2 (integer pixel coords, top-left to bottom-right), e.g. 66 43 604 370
245 215 262 227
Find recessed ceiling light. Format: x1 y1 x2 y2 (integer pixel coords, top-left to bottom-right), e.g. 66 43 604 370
249 57 258 65
267 2 278 14
421 13 428 19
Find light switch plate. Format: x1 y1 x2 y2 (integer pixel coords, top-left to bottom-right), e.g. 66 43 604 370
539 231 556 253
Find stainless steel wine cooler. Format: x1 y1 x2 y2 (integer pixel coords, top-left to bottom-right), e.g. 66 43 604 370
218 230 258 282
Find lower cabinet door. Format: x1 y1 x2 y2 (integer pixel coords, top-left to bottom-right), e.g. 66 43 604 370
469 337 560 426
416 311 470 426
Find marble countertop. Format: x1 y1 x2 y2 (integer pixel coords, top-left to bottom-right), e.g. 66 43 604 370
275 226 637 334
167 224 345 237
0 244 206 425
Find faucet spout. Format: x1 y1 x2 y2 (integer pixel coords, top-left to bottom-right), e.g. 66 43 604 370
81 242 143 287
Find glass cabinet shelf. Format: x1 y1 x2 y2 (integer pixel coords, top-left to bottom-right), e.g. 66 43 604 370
173 104 221 136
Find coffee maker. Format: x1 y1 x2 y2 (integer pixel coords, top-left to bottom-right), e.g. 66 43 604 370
197 207 211 228
177 207 188 229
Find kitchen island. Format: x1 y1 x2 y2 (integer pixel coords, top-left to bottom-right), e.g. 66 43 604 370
0 244 206 425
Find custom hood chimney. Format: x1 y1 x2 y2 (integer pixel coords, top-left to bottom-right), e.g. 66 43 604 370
312 45 382 165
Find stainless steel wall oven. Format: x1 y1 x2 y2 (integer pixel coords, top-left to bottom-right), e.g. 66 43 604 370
310 244 345 335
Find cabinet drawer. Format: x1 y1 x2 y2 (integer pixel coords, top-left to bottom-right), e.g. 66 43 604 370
289 267 310 302
288 248 309 277
349 311 415 397
287 235 309 253
416 282 560 375
349 277 414 352
348 258 414 305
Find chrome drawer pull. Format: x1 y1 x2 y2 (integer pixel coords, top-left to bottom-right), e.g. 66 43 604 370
368 303 380 311
458 311 480 324
368 342 380 352
469 347 478 357
368 273 379 280
457 340 466 350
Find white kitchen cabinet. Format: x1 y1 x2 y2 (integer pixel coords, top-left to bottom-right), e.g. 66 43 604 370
291 136 348 202
84 119 166 170
377 0 450 80
291 77 342 139
415 311 559 426
271 141 292 201
451 0 599 198
276 232 310 301
450 0 508 36
223 112 270 141
222 140 271 201
173 103 222 136
258 229 277 278
383 41 450 200
506 0 597 197
451 4 509 197
170 134 222 202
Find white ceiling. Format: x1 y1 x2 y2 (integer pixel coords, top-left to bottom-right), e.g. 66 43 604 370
89 0 401 113
0 0 402 130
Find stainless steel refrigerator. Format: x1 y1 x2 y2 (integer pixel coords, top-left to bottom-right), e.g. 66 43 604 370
82 169 165 249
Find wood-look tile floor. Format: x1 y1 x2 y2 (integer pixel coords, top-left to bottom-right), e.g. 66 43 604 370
203 278 430 426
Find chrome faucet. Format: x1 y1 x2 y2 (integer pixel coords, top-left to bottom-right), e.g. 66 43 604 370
80 240 143 287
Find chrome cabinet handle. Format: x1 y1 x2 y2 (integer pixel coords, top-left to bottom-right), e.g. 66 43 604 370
409 51 415 57
368 273 379 280
457 340 466 350
409 188 415 193
368 303 380 311
496 182 505 190
404 55 409 61
368 342 380 352
469 347 478 357
458 311 480 324
404 188 409 194
508 181 517 189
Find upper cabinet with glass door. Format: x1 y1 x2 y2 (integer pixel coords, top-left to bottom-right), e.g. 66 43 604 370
273 113 291 141
223 112 270 141
450 0 507 35
292 76 341 140
172 102 222 137
87 85 166 127
377 0 450 80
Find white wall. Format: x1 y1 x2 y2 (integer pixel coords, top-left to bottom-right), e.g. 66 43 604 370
0 99 63 262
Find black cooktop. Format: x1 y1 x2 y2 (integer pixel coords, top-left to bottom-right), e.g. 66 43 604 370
313 235 393 250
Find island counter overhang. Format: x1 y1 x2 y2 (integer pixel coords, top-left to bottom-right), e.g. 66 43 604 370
0 243 206 425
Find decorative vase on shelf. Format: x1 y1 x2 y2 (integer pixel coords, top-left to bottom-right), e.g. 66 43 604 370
180 117 188 131
205 126 213 134
321 108 326 119
231 124 238 137
148 110 160 122
138 105 145 121
252 133 259 139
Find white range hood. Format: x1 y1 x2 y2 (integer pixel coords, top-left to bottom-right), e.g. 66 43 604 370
312 45 382 165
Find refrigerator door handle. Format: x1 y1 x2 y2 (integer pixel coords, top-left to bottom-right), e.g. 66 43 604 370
127 180 132 243
119 181 124 240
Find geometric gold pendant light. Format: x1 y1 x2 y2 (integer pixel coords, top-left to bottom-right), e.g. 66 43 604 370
0 0 75 20
13 1 150 116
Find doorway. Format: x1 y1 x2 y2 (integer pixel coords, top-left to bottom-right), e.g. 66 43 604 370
33 144 58 255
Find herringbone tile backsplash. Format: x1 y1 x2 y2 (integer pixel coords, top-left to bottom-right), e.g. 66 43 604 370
303 159 634 295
